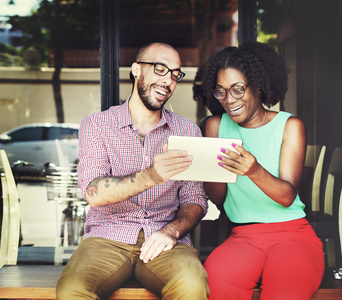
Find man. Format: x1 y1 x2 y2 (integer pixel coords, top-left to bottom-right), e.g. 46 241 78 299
56 42 209 300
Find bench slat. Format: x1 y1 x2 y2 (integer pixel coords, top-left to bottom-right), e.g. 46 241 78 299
1 265 342 300
0 265 160 300
0 287 56 299
0 286 161 300
108 288 160 299
1 287 342 300
312 289 342 299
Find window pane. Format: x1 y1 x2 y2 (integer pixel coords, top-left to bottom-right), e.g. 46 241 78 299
0 0 99 264
257 0 288 113
0 0 101 132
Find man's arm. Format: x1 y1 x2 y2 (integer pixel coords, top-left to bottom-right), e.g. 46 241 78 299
85 144 193 207
139 203 205 263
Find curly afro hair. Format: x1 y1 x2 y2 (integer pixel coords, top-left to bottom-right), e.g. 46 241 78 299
194 42 288 115
193 46 237 115
227 41 288 108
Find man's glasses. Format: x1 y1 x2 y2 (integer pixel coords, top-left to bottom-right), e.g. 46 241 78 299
211 82 248 101
137 62 185 82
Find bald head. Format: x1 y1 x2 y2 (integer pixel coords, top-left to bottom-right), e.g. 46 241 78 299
130 42 181 84
133 43 179 63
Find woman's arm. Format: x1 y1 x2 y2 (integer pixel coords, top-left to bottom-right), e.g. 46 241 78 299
219 116 306 207
203 115 227 206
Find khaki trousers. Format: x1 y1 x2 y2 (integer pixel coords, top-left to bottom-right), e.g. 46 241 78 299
57 230 209 300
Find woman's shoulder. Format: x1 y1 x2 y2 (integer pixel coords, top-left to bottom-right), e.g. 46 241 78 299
268 110 290 120
267 110 304 127
281 113 306 144
204 114 222 137
275 111 305 129
285 115 306 133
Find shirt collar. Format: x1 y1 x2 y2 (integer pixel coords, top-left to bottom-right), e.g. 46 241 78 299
117 98 133 129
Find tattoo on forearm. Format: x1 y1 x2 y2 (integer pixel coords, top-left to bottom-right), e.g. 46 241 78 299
86 174 137 197
86 177 102 198
129 173 137 183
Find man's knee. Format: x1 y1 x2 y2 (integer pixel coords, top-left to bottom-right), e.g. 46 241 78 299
136 244 209 299
162 262 209 299
56 275 93 300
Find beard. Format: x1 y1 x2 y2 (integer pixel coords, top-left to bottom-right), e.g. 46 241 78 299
137 75 171 111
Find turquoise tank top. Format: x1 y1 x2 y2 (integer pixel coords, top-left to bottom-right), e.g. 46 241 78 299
219 111 306 223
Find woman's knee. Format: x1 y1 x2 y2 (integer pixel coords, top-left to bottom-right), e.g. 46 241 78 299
204 242 264 300
261 242 324 299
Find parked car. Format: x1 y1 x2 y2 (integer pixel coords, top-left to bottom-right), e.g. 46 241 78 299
0 123 79 178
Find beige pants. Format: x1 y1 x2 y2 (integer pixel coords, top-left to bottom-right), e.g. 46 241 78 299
56 230 209 300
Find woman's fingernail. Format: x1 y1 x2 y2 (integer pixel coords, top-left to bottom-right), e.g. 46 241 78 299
218 163 223 167
221 148 226 153
217 156 222 160
232 143 236 147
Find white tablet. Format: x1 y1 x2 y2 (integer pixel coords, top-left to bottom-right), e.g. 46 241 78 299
167 136 242 183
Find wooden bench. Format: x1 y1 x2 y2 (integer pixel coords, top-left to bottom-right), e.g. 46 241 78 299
0 265 159 300
1 265 342 300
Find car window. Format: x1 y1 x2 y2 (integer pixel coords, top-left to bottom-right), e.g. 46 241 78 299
8 127 44 142
46 127 78 140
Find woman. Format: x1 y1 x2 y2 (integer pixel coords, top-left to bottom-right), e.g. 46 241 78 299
201 42 325 300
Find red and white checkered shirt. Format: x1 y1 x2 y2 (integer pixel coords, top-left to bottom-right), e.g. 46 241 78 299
78 99 208 245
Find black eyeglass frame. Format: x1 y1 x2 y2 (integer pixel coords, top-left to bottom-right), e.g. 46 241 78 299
137 61 186 82
211 82 248 101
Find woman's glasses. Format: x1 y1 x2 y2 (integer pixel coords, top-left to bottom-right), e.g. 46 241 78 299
211 82 248 101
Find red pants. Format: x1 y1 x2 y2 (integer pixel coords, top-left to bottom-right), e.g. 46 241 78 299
204 218 324 300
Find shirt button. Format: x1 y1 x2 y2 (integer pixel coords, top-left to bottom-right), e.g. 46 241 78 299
145 156 150 165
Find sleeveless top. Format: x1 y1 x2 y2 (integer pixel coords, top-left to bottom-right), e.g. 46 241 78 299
219 111 306 223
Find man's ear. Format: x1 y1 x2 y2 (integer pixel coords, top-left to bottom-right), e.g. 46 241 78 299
131 62 140 79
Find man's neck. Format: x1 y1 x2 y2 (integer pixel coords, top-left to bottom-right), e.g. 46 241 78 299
128 95 162 136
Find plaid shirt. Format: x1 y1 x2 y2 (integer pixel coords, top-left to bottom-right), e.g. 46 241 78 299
78 99 208 245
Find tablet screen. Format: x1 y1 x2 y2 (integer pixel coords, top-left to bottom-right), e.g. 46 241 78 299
167 136 242 183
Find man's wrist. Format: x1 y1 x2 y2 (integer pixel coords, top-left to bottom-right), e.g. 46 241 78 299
160 226 180 240
141 168 160 187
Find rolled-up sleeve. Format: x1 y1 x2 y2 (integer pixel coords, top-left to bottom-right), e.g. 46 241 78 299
78 115 111 197
179 180 208 217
